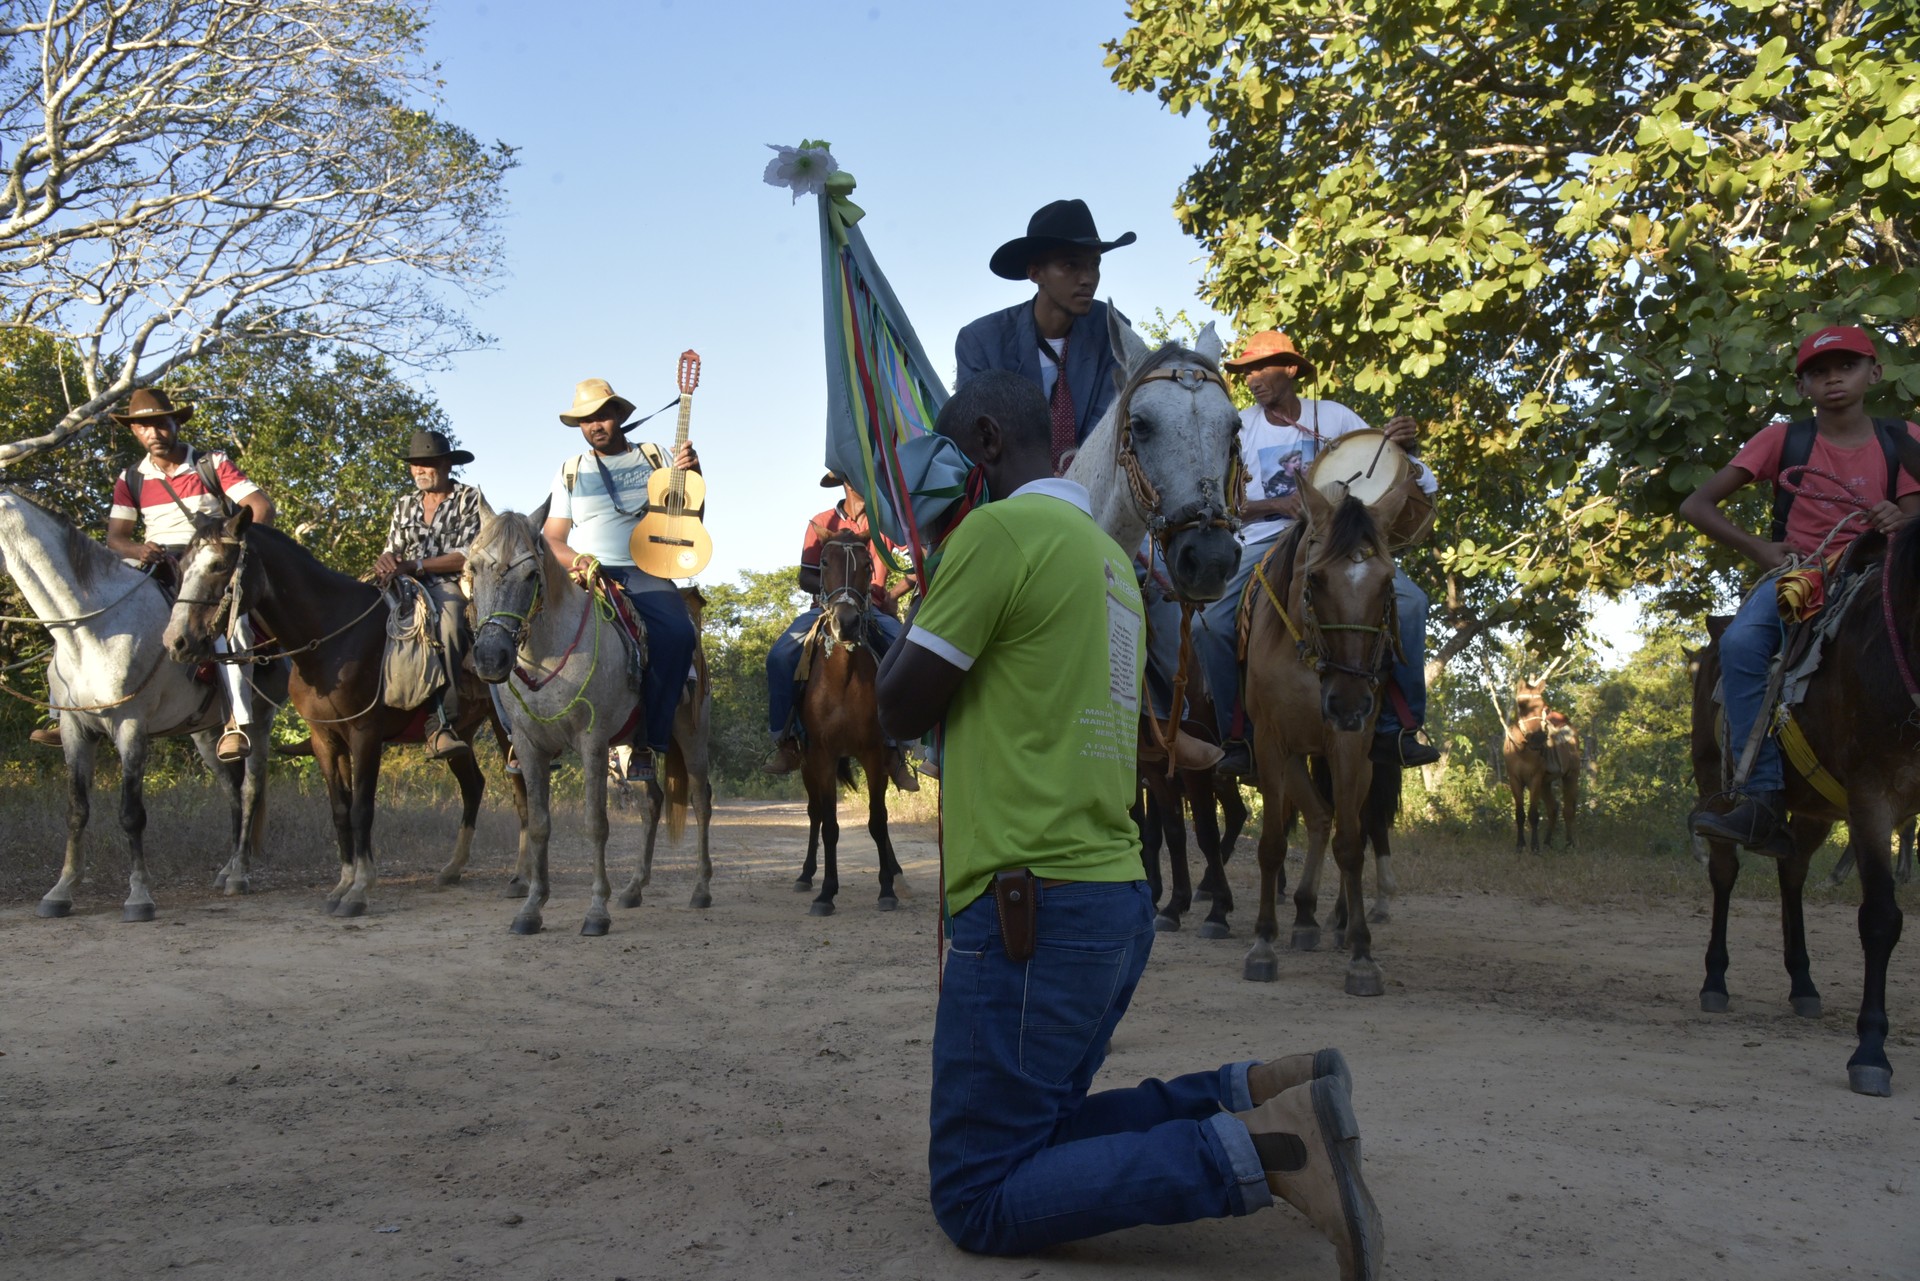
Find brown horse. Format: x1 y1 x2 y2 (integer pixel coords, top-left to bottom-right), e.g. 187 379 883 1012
792 532 907 916
1690 493 1918 1094
1241 479 1411 995
164 508 524 916
1501 678 1581 852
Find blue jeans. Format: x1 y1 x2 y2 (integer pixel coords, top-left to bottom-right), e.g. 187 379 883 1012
1199 531 1428 740
1721 576 1785 793
929 880 1270 1254
765 606 901 736
597 567 698 753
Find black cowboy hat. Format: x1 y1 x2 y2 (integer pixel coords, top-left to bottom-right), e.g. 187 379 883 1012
110 387 194 427
989 199 1137 281
820 471 846 488
400 429 474 466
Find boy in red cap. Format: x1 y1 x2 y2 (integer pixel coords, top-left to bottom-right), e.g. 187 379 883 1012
1680 325 1920 849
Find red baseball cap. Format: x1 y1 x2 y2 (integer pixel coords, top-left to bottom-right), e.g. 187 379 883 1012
1795 325 1878 373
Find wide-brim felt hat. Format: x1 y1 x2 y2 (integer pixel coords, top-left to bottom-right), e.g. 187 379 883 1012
1223 329 1318 382
559 378 636 428
110 387 194 426
401 428 474 466
989 199 1137 280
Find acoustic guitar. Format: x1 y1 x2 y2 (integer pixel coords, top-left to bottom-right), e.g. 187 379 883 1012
629 349 713 578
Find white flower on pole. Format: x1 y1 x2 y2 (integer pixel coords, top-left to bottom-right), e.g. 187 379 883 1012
763 142 838 202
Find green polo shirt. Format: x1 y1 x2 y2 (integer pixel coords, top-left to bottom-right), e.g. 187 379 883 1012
906 479 1145 916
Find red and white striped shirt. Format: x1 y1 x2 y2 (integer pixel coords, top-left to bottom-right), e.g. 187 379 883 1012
108 448 260 547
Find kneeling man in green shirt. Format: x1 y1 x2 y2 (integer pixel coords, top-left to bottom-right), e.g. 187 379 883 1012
877 370 1384 1277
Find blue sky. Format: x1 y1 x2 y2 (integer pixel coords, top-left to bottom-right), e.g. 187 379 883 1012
418 0 1231 584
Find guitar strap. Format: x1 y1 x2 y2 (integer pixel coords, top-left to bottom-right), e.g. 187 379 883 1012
587 443 669 516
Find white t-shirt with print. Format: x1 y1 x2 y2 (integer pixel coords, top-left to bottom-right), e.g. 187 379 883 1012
1237 399 1437 545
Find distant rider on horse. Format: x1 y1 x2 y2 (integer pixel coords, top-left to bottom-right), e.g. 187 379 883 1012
760 470 917 791
371 428 488 762
535 377 700 785
33 388 277 762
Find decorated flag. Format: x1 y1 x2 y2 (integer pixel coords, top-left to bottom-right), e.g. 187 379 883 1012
764 141 975 585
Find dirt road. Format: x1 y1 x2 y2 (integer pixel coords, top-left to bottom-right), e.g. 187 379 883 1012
2 800 1915 1279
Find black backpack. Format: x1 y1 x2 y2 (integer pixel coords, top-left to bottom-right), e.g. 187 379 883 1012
1768 417 1910 543
120 450 235 524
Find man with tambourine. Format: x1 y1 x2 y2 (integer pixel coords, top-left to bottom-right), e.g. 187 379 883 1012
1199 330 1441 772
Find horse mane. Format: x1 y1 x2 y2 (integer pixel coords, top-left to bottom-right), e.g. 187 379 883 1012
240 522 372 593
1305 495 1388 572
1131 338 1221 384
3 487 128 592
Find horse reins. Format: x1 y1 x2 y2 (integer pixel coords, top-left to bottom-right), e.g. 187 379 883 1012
181 534 387 664
1252 536 1398 685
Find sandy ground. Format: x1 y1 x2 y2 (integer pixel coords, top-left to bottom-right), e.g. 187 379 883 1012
2 798 1917 1281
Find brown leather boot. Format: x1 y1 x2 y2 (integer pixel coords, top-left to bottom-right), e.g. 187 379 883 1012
425 724 470 761
216 725 251 763
1236 1077 1383 1281
762 738 803 775
1172 729 1225 772
886 748 920 792
29 723 63 748
1247 1048 1352 1106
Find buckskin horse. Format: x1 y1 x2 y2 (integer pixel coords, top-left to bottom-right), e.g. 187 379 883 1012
0 486 281 918
465 507 708 934
1501 672 1582 852
163 507 525 917
1690 445 1920 1094
1240 478 1414 995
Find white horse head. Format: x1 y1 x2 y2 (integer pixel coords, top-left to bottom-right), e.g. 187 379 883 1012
1066 309 1242 601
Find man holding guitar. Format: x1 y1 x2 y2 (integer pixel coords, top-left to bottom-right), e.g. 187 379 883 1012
543 375 702 784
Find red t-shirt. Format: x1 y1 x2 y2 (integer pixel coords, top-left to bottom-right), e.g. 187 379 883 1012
1731 419 1920 557
802 505 894 609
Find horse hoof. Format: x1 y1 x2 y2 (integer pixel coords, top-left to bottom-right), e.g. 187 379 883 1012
1345 963 1385 998
1291 928 1320 952
580 916 610 937
1243 951 1279 983
617 890 642 910
435 872 461 888
1154 913 1181 933
225 878 250 897
36 900 73 919
1791 995 1823 1019
1198 920 1231 940
510 917 542 936
121 903 156 923
1193 888 1213 902
1366 907 1390 925
808 901 835 917
212 871 228 890
688 889 712 910
334 900 368 919
1700 991 1730 1014
1848 1064 1893 1097
504 877 529 898
792 878 813 892
876 896 898 912
1331 929 1348 950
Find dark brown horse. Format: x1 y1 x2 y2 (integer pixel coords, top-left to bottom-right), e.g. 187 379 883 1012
1241 481 1411 996
163 508 525 916
1690 485 1917 1094
1137 684 1250 937
1502 675 1581 852
792 532 906 916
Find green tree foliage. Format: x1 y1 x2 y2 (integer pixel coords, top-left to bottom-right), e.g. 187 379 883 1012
701 567 811 789
1109 2 1920 660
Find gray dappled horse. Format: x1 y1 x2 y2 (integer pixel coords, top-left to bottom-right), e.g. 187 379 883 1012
0 486 278 918
465 505 711 936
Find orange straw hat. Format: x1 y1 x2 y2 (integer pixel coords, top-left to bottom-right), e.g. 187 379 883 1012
1223 330 1317 382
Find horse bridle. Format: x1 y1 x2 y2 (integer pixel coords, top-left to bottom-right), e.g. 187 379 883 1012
1295 538 1400 685
1112 361 1245 550
174 533 250 640
476 550 545 656
818 539 873 654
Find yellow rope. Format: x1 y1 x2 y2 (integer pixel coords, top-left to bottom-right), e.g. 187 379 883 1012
1253 558 1304 644
1775 707 1849 809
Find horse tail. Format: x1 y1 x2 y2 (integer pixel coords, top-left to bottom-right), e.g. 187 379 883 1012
838 756 856 791
663 744 690 842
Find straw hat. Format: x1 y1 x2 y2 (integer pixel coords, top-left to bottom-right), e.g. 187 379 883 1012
558 378 635 427
1223 330 1317 382
110 387 194 427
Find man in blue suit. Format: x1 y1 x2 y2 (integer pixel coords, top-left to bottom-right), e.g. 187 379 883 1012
955 199 1134 474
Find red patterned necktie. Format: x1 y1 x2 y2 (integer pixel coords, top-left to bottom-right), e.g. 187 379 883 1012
1047 337 1074 472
